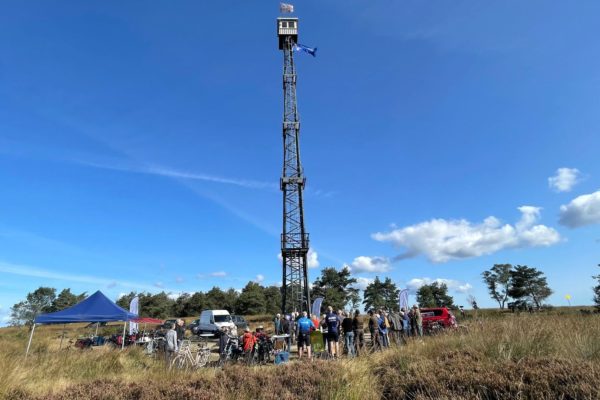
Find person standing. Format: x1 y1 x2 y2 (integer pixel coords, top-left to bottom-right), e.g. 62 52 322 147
325 306 340 358
412 304 423 337
368 310 381 351
319 313 328 353
401 308 410 338
297 311 315 360
274 314 282 335
388 310 401 345
311 314 320 331
352 310 365 356
218 326 230 362
377 312 389 348
175 319 186 349
242 327 257 364
165 323 178 367
341 312 355 358
281 315 291 351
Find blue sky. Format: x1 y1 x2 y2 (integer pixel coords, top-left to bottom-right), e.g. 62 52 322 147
1 1 600 322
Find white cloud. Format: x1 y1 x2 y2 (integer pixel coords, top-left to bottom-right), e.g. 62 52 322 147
548 167 581 192
349 256 391 273
277 248 319 269
210 271 227 277
307 249 320 269
167 291 195 300
559 190 600 228
81 160 277 190
175 276 185 283
0 261 166 292
407 278 473 294
372 206 560 263
154 282 165 289
352 277 374 291
254 274 265 283
107 281 117 289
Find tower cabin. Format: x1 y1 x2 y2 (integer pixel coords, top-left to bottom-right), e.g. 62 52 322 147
277 17 298 49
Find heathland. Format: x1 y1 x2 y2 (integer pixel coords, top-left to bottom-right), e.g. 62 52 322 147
1 309 599 400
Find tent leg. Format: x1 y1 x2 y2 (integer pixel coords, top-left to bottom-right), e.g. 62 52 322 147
25 323 36 357
121 322 126 350
95 322 99 337
59 323 65 350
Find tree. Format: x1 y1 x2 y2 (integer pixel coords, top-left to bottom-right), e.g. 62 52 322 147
10 287 57 326
363 277 399 311
186 292 207 316
592 264 600 311
263 286 282 315
116 292 175 318
508 265 553 308
482 264 512 309
171 293 191 317
50 289 86 312
141 292 175 318
311 267 358 311
204 287 238 313
116 291 137 310
416 282 454 308
467 294 479 310
236 282 267 315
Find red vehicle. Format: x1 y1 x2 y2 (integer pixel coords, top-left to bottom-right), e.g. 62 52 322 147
420 307 456 334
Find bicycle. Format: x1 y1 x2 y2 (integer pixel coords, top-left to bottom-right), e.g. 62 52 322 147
170 340 212 370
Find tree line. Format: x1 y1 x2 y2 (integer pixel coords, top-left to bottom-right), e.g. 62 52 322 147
481 264 554 309
9 263 600 326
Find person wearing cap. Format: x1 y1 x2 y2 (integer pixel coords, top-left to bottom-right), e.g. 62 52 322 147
255 325 267 341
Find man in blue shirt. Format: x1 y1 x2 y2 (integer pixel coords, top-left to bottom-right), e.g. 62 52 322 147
296 311 315 359
325 306 340 358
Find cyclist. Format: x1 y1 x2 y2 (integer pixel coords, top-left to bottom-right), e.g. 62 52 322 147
296 311 315 360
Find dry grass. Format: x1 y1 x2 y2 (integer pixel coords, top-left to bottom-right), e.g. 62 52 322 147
1 312 599 399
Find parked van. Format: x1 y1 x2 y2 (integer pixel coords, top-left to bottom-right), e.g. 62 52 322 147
198 310 236 336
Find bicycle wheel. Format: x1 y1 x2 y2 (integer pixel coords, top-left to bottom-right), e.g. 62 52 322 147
171 353 189 370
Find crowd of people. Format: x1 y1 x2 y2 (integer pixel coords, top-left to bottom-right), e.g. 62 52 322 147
163 305 449 366
269 304 430 360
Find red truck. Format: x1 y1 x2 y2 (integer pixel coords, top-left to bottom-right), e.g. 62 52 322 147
420 307 457 334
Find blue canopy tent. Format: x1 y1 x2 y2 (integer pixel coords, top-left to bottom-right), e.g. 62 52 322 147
26 291 138 355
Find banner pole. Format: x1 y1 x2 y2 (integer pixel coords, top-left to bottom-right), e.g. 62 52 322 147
121 322 126 350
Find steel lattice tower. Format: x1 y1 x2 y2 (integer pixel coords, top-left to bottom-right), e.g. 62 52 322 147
277 17 311 314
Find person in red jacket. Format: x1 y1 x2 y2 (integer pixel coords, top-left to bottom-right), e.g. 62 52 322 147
242 327 257 363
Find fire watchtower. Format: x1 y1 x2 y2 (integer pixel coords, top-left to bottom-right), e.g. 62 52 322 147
278 16 311 314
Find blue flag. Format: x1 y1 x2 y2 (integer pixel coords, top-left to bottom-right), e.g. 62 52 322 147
293 43 317 57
